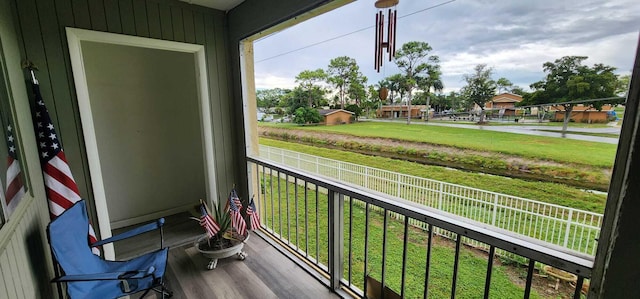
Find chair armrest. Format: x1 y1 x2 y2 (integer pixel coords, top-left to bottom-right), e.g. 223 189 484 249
52 267 155 282
92 218 165 247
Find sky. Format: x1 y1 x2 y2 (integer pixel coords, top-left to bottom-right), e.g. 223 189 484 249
253 0 640 94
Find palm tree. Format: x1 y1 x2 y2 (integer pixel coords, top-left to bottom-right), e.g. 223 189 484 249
417 65 444 121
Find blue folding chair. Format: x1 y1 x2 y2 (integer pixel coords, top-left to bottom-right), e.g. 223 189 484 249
47 200 172 298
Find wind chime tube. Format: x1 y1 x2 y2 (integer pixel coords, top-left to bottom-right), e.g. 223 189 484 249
387 9 393 61
378 11 384 71
392 9 397 57
375 12 379 71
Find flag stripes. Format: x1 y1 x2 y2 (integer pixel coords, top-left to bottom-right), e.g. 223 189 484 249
33 84 99 255
199 203 220 238
247 196 260 230
4 124 25 216
228 189 246 236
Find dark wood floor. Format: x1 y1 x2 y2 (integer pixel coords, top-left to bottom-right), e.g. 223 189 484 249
113 211 203 260
111 212 339 298
141 233 339 299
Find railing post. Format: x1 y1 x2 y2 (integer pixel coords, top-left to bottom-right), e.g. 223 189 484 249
438 182 444 210
281 149 285 164
364 167 369 189
397 173 401 197
563 209 574 248
492 193 499 226
328 191 344 290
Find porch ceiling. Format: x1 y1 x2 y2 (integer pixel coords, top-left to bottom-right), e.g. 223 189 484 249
179 0 245 11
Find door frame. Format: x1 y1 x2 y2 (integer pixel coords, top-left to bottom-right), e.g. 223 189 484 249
66 28 217 259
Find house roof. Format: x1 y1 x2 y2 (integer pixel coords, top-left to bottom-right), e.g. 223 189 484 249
491 93 523 103
318 109 354 116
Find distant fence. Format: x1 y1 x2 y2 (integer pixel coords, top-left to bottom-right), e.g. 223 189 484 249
259 145 602 256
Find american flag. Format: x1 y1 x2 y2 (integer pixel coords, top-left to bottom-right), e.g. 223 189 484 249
33 84 100 255
228 189 246 235
4 124 25 215
199 203 220 238
246 195 260 230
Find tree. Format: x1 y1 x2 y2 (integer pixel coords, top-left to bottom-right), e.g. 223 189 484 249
295 69 327 107
393 41 440 124
363 84 383 118
284 87 326 115
385 74 405 119
526 56 620 131
327 56 366 109
256 88 289 111
496 77 514 93
617 74 631 97
416 65 444 121
347 73 368 106
461 64 496 123
293 107 322 124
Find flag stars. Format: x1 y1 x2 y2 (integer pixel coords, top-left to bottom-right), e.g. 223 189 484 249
37 122 43 128
9 146 15 153
41 152 49 158
47 123 54 130
51 143 59 150
39 132 45 138
49 133 56 140
8 135 14 142
35 112 41 118
40 142 46 148
7 125 11 132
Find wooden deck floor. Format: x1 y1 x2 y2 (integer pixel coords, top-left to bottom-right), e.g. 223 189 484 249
143 233 340 299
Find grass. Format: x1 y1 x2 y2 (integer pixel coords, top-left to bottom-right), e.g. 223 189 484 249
536 130 619 138
261 138 607 214
257 175 551 298
266 122 617 168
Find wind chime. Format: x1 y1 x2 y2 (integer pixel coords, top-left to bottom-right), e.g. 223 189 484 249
374 0 398 73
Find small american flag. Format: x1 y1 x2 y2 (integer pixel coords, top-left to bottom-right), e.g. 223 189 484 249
199 203 220 238
247 196 260 230
4 124 25 216
33 84 100 255
228 189 246 235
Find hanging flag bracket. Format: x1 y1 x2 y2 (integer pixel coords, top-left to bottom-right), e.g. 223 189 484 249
21 60 39 85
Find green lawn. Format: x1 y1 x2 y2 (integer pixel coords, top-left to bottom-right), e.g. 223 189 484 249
261 138 607 213
270 122 617 167
258 175 548 298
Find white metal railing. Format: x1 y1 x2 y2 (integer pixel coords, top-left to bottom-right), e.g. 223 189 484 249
249 156 592 298
259 145 603 256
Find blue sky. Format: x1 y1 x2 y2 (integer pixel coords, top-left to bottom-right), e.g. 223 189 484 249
253 0 640 93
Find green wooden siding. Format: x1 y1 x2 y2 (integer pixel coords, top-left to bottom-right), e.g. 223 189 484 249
11 0 236 232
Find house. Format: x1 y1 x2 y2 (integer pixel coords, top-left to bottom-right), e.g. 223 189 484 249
376 105 427 119
551 104 614 123
478 92 523 116
318 109 354 125
0 0 639 298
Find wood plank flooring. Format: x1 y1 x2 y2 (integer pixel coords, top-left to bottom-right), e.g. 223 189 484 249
142 234 339 298
113 212 203 260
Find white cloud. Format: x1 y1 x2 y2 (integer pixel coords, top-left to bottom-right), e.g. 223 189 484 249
253 0 640 93
255 73 296 90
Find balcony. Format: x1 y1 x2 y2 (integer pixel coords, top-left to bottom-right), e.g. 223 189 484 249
231 156 594 298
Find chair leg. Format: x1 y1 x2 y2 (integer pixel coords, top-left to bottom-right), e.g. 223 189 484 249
150 280 172 299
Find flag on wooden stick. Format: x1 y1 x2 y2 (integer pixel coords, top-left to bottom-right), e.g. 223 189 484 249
32 84 100 255
199 200 220 238
228 188 246 236
247 195 260 230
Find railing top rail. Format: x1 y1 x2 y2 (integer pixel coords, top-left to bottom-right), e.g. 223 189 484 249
260 146 604 217
248 155 594 277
